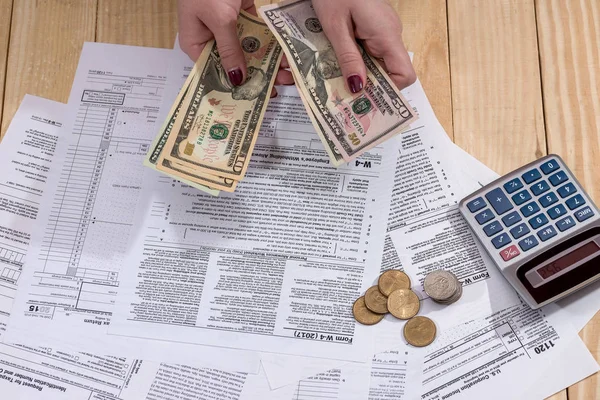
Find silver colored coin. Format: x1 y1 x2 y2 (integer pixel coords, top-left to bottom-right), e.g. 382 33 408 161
424 270 458 301
435 282 463 305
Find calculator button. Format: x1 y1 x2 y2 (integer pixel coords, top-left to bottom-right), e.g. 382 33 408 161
565 194 586 210
549 171 568 186
512 190 532 206
510 223 530 239
483 221 503 237
557 183 577 198
547 204 567 220
466 197 486 213
475 209 494 225
503 178 523 194
522 169 542 184
529 213 549 229
540 160 560 175
556 216 576 232
539 192 559 208
485 188 514 215
518 236 539 252
501 211 522 227
520 201 540 217
500 245 520 261
575 206 594 222
492 233 511 249
531 180 550 196
537 226 558 242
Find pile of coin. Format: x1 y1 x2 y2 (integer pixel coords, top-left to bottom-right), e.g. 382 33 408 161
423 270 462 305
352 269 436 347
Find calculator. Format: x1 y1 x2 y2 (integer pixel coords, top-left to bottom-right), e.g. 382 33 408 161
459 154 600 309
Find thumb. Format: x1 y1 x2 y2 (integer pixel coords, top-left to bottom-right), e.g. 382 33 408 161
206 12 247 87
322 18 367 94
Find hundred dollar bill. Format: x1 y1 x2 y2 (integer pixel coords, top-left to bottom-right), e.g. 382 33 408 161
157 11 283 181
259 0 418 163
145 68 225 196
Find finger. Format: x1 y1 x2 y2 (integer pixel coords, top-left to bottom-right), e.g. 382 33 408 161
177 5 211 61
376 40 416 90
280 55 290 69
275 69 295 86
271 87 278 98
320 15 367 94
205 9 247 86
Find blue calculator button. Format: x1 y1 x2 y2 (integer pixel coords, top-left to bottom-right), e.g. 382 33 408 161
539 192 559 208
540 160 560 175
557 183 577 198
483 221 503 237
501 211 522 227
475 209 494 225
512 190 532 205
503 178 523 194
519 235 539 251
549 171 568 186
566 194 586 210
485 188 514 215
466 197 486 213
531 180 550 196
510 223 530 239
556 216 576 232
522 169 542 184
547 204 567 220
520 201 540 217
529 213 549 229
537 226 558 242
491 233 511 249
575 206 594 222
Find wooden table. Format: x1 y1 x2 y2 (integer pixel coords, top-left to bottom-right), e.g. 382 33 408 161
0 1 597 398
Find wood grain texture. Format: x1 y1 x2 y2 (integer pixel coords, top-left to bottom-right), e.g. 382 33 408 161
447 0 546 174
392 0 453 138
0 0 13 140
536 1 600 399
97 0 177 48
0 0 96 137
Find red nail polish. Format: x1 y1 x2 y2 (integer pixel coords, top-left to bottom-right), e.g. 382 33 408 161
347 75 363 93
228 69 243 86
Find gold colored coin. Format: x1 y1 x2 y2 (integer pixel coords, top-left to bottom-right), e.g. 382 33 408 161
364 285 388 314
387 289 420 320
378 270 411 296
353 296 385 325
403 316 436 347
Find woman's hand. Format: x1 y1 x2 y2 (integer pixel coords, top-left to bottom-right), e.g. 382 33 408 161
312 0 416 93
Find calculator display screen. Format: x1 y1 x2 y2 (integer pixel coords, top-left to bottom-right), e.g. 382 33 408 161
537 241 600 280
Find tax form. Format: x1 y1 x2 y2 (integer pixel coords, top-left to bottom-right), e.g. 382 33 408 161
3 43 260 372
107 83 398 361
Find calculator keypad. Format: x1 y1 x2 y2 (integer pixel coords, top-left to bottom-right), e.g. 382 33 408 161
462 156 597 263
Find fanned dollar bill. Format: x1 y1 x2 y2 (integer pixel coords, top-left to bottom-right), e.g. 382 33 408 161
259 0 418 163
155 11 283 187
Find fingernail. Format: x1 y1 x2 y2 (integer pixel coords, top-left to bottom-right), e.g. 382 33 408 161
228 68 243 86
347 75 363 93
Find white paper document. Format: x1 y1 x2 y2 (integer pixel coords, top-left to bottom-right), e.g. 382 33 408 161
3 43 260 372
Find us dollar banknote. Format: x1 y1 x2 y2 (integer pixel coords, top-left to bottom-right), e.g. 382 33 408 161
259 0 418 163
156 11 283 185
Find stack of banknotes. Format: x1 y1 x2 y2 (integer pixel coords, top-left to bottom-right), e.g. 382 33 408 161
146 0 418 195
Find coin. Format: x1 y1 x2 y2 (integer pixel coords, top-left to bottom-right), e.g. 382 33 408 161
423 270 458 301
364 285 388 314
378 270 411 296
387 289 420 320
353 296 385 325
404 316 436 347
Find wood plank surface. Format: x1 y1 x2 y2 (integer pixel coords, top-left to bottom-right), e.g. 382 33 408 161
97 0 177 48
393 0 453 138
447 0 546 174
536 0 600 398
0 0 96 137
0 0 13 140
